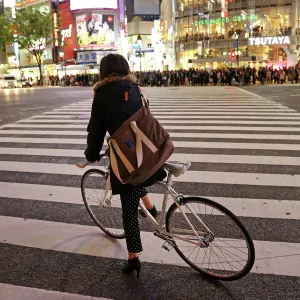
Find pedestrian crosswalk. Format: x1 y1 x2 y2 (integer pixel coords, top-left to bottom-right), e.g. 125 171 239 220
0 86 300 300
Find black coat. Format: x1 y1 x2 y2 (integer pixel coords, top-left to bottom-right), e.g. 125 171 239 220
84 75 166 195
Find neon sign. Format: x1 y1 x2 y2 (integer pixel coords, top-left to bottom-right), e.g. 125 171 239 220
248 36 291 46
195 14 257 26
53 12 59 47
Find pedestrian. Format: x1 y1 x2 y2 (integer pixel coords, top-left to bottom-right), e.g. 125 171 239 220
279 69 285 84
76 54 166 278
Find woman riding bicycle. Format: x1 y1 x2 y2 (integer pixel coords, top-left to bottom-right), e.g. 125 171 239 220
77 54 166 277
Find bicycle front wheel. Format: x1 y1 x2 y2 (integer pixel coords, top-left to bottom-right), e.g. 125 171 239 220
81 169 125 239
166 197 255 281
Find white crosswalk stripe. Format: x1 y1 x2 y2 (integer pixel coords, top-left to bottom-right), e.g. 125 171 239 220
1 86 300 299
0 283 111 300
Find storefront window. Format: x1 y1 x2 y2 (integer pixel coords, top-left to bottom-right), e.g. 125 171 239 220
175 0 300 68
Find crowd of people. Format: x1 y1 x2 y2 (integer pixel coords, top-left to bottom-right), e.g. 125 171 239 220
43 65 300 88
47 73 99 87
134 66 300 87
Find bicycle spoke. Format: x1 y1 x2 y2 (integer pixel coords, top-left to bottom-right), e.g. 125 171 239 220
212 243 246 269
210 246 227 271
187 246 198 260
200 247 209 269
211 244 234 272
214 238 249 256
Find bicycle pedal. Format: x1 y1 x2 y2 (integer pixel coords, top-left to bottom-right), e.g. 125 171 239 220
162 242 173 251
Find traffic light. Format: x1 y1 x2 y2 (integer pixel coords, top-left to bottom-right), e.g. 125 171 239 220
231 50 236 60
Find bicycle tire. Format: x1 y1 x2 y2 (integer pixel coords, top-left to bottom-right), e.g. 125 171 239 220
81 169 125 239
166 196 255 281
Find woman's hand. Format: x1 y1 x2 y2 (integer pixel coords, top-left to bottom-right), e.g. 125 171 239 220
76 161 93 168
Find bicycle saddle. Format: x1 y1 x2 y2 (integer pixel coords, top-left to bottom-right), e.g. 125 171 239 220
164 161 191 177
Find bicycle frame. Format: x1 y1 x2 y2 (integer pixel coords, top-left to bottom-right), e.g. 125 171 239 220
138 171 210 248
99 151 211 248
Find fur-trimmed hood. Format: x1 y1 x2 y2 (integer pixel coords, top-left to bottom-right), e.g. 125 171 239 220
93 74 136 94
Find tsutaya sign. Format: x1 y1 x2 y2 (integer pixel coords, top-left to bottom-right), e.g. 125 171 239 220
248 36 291 46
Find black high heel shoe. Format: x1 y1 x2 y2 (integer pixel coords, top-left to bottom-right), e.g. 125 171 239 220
123 257 141 278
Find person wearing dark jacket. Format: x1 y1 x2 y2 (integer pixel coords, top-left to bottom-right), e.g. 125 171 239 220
76 54 165 278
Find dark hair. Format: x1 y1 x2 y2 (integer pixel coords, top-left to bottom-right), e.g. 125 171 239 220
100 54 130 79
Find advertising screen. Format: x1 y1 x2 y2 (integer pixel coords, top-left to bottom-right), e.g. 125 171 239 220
76 14 115 48
134 0 160 15
70 0 118 10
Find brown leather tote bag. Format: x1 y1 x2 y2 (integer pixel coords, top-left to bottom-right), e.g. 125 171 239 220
106 86 174 186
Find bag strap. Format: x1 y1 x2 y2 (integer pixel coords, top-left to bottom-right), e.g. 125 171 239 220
109 139 134 184
108 121 158 184
137 85 150 108
109 131 143 185
130 121 158 153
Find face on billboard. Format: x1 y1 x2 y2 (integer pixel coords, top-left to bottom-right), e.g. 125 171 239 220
76 14 115 48
70 0 118 10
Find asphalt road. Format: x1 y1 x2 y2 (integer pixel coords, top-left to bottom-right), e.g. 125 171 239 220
242 84 300 112
0 86 300 300
0 87 92 126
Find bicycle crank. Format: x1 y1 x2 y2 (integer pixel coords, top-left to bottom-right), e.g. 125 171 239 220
153 230 176 251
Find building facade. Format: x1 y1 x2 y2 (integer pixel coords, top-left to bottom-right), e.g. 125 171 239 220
125 0 162 71
161 0 176 70
3 0 121 79
57 0 119 77
174 0 300 69
14 0 53 79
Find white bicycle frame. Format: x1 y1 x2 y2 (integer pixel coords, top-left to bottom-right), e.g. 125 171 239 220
137 171 213 248
99 153 213 248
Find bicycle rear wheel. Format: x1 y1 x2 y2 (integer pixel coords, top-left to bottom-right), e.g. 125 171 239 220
81 169 125 239
166 197 255 281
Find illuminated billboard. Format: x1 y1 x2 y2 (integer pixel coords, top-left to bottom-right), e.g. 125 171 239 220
134 0 160 15
76 14 115 48
70 0 118 10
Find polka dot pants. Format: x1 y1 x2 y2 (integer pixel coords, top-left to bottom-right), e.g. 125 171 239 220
120 187 148 253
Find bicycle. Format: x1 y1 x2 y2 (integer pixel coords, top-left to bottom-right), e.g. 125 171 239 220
80 154 255 281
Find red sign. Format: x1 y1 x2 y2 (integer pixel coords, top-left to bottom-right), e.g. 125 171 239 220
231 50 236 60
59 1 76 61
107 16 113 22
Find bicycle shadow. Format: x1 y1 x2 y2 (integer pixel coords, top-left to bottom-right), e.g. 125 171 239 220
119 263 242 300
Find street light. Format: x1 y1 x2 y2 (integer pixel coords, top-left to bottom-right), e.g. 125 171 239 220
136 35 142 72
59 51 64 86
